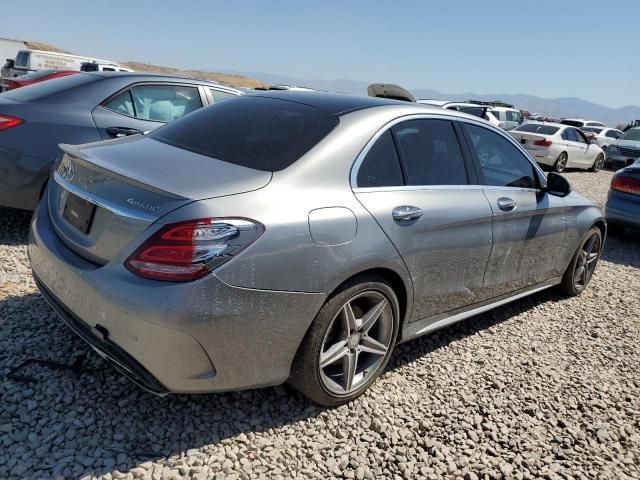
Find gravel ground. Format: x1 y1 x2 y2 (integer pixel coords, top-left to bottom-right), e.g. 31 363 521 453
1 169 639 480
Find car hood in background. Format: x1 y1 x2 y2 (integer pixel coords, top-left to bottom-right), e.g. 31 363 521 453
610 139 640 149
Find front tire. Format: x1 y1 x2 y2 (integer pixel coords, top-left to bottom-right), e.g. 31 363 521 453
288 275 400 406
554 152 568 173
590 154 604 172
560 227 602 296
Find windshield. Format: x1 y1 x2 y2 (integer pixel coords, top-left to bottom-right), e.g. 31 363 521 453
151 96 339 172
514 123 559 135
1 73 97 102
620 129 640 141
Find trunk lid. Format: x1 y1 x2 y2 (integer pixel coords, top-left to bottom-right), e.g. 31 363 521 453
510 131 552 151
48 136 272 264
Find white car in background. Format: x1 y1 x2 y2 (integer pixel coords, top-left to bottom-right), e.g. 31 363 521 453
580 126 623 151
509 122 605 173
489 107 524 130
561 118 607 128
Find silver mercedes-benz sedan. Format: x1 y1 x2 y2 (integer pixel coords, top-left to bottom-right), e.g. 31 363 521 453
29 92 605 406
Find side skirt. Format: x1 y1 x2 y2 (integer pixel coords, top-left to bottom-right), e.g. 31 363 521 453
399 277 562 343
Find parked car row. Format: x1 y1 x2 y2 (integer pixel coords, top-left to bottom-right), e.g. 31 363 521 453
509 122 605 173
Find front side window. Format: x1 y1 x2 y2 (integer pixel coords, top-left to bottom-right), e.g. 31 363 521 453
211 89 236 103
466 124 537 189
394 119 468 186
356 130 404 188
575 130 588 144
130 85 202 122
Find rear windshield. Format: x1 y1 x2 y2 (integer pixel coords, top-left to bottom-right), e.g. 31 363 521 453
561 119 583 127
151 96 339 172
1 73 97 101
456 106 485 118
514 123 560 135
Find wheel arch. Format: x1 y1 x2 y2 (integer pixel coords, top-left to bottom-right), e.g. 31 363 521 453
327 267 412 326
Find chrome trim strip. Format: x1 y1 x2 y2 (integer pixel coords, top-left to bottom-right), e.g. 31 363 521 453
400 279 560 342
53 172 158 222
353 185 484 194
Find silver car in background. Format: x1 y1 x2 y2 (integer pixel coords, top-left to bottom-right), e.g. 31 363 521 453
29 92 605 406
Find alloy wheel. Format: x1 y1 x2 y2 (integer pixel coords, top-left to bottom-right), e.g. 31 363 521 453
592 154 604 172
573 233 601 289
319 290 394 395
556 154 567 172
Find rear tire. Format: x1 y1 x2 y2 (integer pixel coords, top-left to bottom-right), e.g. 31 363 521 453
559 227 602 296
554 152 568 173
590 154 604 172
288 275 400 406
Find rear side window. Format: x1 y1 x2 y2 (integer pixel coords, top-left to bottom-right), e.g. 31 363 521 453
104 90 134 117
151 96 339 172
394 119 468 186
466 124 537 189
357 130 404 188
211 89 236 102
1 73 99 102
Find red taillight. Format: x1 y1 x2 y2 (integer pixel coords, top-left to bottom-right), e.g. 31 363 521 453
125 218 264 282
0 114 23 131
533 139 553 147
611 176 640 195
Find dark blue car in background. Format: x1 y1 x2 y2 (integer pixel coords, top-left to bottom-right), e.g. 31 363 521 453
606 159 640 234
0 72 240 211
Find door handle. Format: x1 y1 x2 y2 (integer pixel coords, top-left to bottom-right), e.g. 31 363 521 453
497 197 517 212
392 205 423 223
107 127 142 138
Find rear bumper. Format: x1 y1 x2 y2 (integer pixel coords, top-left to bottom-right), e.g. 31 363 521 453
606 190 640 228
28 196 327 394
34 275 169 395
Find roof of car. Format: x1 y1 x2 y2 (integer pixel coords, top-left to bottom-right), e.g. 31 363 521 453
88 71 242 91
249 90 411 115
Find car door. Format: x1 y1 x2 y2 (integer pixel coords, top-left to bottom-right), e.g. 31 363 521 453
575 129 597 167
560 127 584 167
462 122 567 297
353 118 494 321
92 83 206 139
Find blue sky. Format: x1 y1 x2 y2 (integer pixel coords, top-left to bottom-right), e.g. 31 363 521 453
2 0 637 107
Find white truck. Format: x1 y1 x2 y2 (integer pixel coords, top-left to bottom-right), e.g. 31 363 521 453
5 49 129 77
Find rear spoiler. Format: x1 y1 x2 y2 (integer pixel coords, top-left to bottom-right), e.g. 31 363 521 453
367 83 416 102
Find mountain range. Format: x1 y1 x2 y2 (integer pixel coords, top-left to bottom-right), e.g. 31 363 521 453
227 70 640 128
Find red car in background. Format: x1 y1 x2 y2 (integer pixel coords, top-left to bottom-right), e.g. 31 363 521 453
0 70 79 91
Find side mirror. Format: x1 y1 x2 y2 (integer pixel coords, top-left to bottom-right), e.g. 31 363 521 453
546 172 571 197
